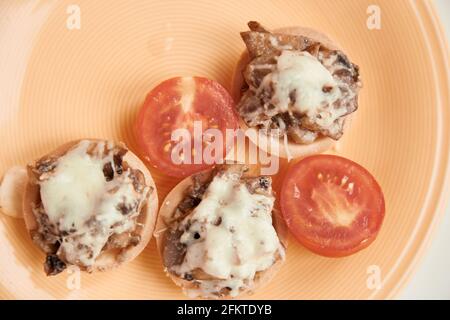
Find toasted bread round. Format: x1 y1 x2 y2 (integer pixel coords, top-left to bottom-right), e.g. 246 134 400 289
23 139 158 272
231 26 351 159
155 169 288 299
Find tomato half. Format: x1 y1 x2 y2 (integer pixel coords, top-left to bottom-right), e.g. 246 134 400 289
135 77 239 177
280 155 385 257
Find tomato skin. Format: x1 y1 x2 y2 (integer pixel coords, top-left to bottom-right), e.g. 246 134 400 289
293 229 379 258
280 155 385 257
134 77 238 177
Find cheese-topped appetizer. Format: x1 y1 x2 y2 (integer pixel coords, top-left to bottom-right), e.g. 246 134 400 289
156 164 287 299
23 139 158 275
232 21 362 158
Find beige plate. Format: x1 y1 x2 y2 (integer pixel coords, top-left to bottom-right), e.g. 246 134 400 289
0 0 449 299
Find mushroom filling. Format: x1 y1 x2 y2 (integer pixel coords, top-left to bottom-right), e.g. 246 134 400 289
162 165 284 298
238 21 362 144
28 140 151 275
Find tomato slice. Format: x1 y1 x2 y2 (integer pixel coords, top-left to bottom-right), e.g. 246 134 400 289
280 155 385 257
135 77 238 177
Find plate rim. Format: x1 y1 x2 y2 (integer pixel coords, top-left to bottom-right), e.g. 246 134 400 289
374 0 450 300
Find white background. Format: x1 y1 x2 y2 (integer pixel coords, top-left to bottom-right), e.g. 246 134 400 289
400 0 450 300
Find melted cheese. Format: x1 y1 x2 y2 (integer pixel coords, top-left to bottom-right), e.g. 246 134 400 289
40 141 105 231
38 140 147 267
265 50 344 127
173 171 283 298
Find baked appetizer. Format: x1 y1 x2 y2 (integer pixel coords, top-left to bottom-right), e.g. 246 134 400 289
23 139 158 275
156 164 287 299
232 21 362 158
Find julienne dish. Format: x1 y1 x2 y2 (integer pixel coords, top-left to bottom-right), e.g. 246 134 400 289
0 20 385 299
0 0 449 300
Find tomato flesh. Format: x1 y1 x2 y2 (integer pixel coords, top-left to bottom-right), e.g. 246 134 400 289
280 155 385 257
135 77 238 177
